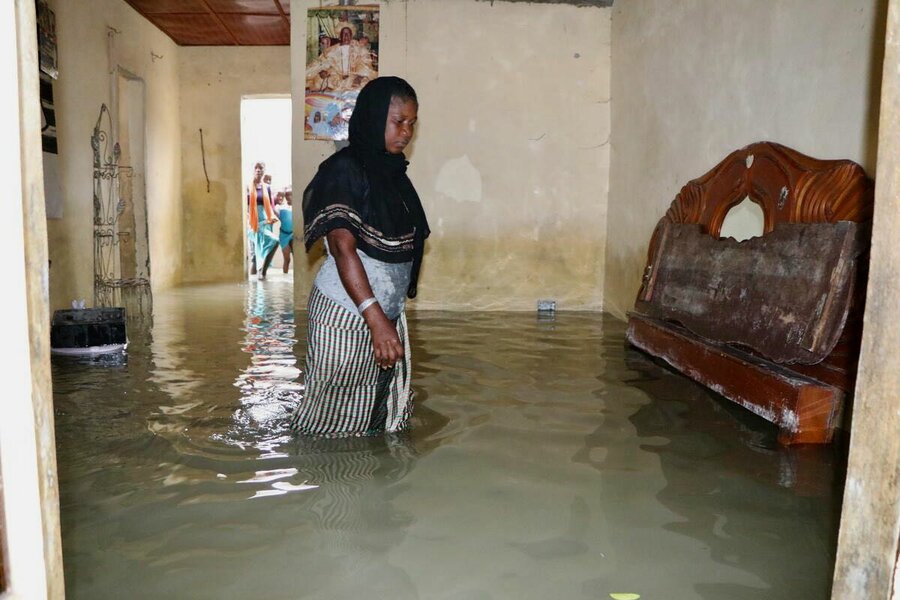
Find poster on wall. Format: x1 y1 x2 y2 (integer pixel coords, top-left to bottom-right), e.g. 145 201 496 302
36 0 58 80
304 5 379 141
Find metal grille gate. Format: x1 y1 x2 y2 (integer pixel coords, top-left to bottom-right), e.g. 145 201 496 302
92 103 152 320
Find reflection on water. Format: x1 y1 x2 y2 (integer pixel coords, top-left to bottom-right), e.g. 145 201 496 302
53 279 843 599
216 280 302 457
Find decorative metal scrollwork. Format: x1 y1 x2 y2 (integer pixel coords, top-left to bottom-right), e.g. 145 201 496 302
92 104 152 320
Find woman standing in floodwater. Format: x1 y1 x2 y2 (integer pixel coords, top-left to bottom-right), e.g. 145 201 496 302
291 77 429 437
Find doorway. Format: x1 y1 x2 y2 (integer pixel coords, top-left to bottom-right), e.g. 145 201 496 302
240 96 293 277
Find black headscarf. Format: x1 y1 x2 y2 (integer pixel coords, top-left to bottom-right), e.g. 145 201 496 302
302 77 430 298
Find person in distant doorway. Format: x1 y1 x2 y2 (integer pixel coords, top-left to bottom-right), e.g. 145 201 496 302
246 162 280 280
291 76 429 437
277 187 294 273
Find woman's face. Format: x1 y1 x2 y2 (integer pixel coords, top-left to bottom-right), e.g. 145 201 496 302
383 97 418 155
253 163 264 180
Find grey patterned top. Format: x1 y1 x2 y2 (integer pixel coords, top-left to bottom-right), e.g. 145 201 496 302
314 239 413 320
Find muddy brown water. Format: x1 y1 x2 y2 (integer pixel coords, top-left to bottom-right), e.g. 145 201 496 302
52 276 844 599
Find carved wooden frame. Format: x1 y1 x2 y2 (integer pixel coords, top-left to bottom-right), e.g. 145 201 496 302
638 141 874 301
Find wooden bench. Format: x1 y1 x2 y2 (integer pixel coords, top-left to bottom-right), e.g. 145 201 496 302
626 142 873 444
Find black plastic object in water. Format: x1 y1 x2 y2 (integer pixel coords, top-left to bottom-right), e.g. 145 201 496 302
51 308 127 350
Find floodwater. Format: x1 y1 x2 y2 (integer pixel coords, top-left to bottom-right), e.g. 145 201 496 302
53 276 845 600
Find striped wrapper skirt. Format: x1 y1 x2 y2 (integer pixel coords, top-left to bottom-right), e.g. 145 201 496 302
290 286 414 437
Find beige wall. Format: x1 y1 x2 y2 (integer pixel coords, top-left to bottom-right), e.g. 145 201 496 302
46 0 182 311
292 0 611 311
604 0 887 320
179 46 291 283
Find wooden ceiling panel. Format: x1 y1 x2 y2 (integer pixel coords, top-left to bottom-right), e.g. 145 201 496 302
148 13 236 46
205 0 281 15
126 0 208 15
125 0 611 47
125 0 291 46
220 14 289 45
123 0 289 45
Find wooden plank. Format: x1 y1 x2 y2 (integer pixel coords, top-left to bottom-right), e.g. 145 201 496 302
626 314 843 445
637 221 862 365
832 0 900 594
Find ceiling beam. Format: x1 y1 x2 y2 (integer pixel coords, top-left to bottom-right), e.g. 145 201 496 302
273 0 290 29
198 0 240 46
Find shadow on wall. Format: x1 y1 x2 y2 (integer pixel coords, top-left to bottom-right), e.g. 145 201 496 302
864 0 890 173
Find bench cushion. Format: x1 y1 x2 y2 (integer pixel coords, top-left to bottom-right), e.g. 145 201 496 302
634 221 866 365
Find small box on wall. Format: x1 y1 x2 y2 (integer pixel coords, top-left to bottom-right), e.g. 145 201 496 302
36 1 62 219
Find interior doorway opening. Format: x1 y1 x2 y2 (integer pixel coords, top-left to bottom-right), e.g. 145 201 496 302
240 96 293 278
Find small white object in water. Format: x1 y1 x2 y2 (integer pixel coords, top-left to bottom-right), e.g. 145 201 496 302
609 594 641 600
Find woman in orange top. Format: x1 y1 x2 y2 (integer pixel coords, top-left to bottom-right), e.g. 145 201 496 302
246 162 280 280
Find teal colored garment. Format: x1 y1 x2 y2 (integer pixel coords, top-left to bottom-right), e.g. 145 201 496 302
248 204 279 266
278 207 293 249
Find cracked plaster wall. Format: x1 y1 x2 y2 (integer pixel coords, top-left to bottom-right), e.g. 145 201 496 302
292 0 611 311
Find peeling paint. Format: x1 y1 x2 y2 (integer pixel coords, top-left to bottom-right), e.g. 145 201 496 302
435 155 484 204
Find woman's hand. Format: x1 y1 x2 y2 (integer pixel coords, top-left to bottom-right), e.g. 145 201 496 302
366 312 404 369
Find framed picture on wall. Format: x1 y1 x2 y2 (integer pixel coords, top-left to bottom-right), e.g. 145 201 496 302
36 0 58 80
304 5 380 141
